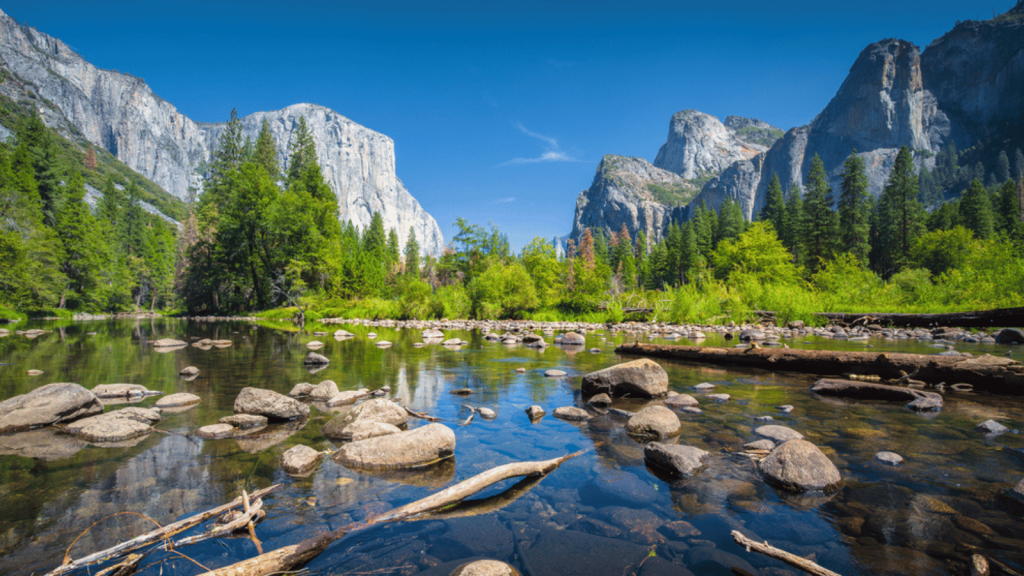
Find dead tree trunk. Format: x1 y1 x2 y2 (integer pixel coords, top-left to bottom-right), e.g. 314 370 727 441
615 342 1024 394
817 306 1024 328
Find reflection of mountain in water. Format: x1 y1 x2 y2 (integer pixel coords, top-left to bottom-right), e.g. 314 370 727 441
1 435 219 574
394 363 448 415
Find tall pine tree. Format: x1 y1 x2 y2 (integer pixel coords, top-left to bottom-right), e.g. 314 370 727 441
759 173 786 236
801 154 838 272
838 152 872 265
873 146 926 276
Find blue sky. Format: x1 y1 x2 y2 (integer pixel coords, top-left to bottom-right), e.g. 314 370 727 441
2 0 1009 249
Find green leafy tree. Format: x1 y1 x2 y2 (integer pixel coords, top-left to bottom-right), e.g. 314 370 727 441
520 237 560 308
838 152 872 265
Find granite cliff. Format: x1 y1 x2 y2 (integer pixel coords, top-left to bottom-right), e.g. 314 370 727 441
0 8 444 254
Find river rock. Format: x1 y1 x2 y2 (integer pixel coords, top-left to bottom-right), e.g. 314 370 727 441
178 366 200 377
306 340 325 349
289 383 315 397
281 444 323 475
526 528 651 576
995 328 1024 344
220 414 268 429
0 383 103 434
561 331 585 345
449 560 520 576
587 393 612 407
686 547 756 576
422 328 445 339
694 382 715 390
644 442 710 478
320 398 408 439
739 329 765 341
544 369 566 377
1013 478 1024 500
744 439 775 451
64 408 160 442
152 338 187 348
304 351 330 365
309 380 340 401
234 387 310 421
706 393 730 402
334 329 354 338
778 404 794 413
91 383 151 398
476 407 497 419
553 406 591 421
976 419 1009 434
625 406 680 438
334 423 456 470
811 378 943 411
326 389 371 406
525 406 546 421
581 359 668 398
754 424 804 443
347 421 402 441
758 439 842 492
195 423 236 439
155 392 201 408
875 451 903 465
664 393 698 408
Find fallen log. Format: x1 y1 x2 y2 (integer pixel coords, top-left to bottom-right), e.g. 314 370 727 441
45 484 282 576
199 451 584 576
816 306 1024 328
731 530 840 576
615 342 1024 394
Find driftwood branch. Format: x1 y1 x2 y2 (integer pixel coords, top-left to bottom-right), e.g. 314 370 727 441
161 498 265 550
402 406 442 422
199 451 585 576
731 530 840 576
616 342 1024 394
46 485 282 576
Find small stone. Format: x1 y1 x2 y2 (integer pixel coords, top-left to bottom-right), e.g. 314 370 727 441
179 366 200 377
706 393 730 402
234 387 310 421
553 406 591 421
544 369 567 377
219 414 268 429
449 559 520 576
306 340 325 349
625 406 681 438
664 394 699 408
755 425 803 443
476 407 497 419
644 442 710 478
694 383 715 390
744 439 775 451
309 380 340 401
26 369 43 376
152 338 187 348
778 405 794 414
525 405 546 421
289 383 315 397
587 393 612 407
1013 478 1024 500
155 393 201 408
514 368 526 373
281 444 323 475
450 388 474 395
195 423 236 439
754 415 774 423
976 419 1009 434
757 439 842 493
875 451 903 465
561 332 586 345
375 340 393 348
304 351 329 365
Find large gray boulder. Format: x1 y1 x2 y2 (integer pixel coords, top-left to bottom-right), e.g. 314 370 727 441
320 398 408 439
644 442 710 479
995 328 1024 344
581 359 669 398
0 383 103 434
561 332 586 346
758 439 842 493
234 387 310 421
334 423 456 470
625 405 680 438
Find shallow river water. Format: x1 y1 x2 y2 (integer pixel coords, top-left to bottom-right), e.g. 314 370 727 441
1 319 1022 576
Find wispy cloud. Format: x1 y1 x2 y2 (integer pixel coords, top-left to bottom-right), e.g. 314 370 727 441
491 196 516 204
500 122 581 166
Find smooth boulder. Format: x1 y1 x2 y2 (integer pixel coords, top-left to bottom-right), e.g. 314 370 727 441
320 398 408 440
664 393 699 409
155 392 201 409
561 331 586 345
758 439 842 493
625 405 680 438
309 380 340 401
195 423 236 439
234 387 310 421
288 383 315 397
281 444 323 475
552 406 590 421
0 383 103 433
334 423 455 470
346 421 402 441
581 359 668 398
179 366 200 377
644 442 710 479
152 338 187 348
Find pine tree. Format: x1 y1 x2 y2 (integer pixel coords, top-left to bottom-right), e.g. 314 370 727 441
614 224 636 289
759 173 786 235
802 154 838 272
1015 149 1024 182
959 179 995 239
873 146 926 275
287 116 317 185
363 212 387 255
680 220 698 283
404 227 420 278
997 150 1012 183
783 183 804 265
717 198 745 244
838 152 872 265
918 168 941 207
54 170 106 309
693 203 715 257
634 230 650 289
996 179 1022 237
387 228 401 267
254 118 280 178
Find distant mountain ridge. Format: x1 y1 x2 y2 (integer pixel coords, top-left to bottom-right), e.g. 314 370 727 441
569 1 1024 244
0 8 445 255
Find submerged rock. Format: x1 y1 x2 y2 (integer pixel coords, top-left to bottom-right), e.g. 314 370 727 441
625 406 680 438
320 398 408 439
758 439 842 493
976 419 1009 435
875 451 904 465
334 423 455 470
644 442 710 479
0 383 103 434
234 387 310 421
581 359 668 398
195 423 236 439
155 392 202 409
587 393 612 407
553 406 591 421
64 408 160 442
219 414 268 429
754 424 803 443
811 378 943 411
0 428 86 460
281 444 323 475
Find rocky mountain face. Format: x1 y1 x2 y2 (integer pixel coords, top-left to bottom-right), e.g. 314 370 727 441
0 8 444 255
570 3 1024 234
569 155 694 245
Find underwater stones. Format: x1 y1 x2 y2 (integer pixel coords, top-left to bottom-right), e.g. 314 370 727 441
875 451 904 465
334 423 455 470
525 406 546 421
195 423 236 439
0 383 103 434
320 398 408 440
309 380 340 401
1013 478 1024 500
561 331 586 345
758 439 842 493
304 351 330 365
975 419 1009 435
281 444 323 475
644 442 710 479
581 359 668 398
664 393 699 409
234 387 310 421
178 366 200 377
625 406 680 438
449 560 520 576
754 424 804 443
219 414 267 429
155 392 201 409
553 406 591 421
